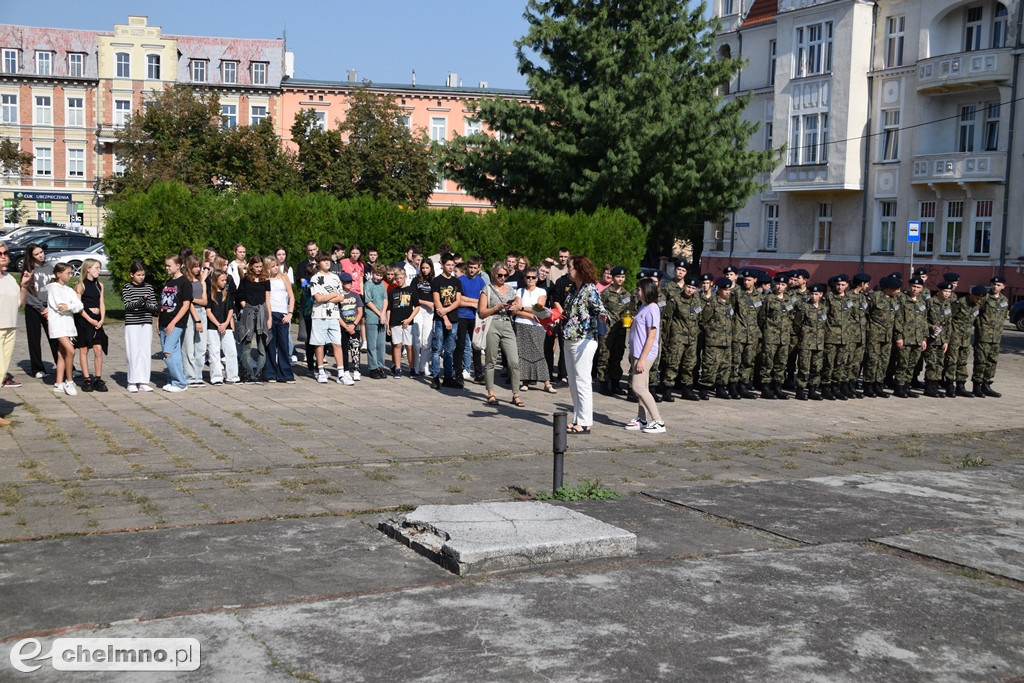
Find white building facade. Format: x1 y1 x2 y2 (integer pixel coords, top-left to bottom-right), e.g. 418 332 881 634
705 0 1023 298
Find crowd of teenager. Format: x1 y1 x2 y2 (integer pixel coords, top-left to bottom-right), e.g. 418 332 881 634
0 238 1013 434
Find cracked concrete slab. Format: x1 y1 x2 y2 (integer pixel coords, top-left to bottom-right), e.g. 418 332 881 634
379 501 637 575
875 524 1024 582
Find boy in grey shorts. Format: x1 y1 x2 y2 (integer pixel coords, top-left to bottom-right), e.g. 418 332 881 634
309 251 345 384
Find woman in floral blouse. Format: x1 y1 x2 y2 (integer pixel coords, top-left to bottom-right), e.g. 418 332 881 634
562 255 607 434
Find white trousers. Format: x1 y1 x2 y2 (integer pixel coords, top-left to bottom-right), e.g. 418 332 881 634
124 324 153 385
412 307 434 374
207 327 240 383
564 336 597 427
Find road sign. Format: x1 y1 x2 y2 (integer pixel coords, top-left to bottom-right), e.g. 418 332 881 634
907 221 920 243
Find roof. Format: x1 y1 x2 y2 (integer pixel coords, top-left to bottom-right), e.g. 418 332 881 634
740 0 778 28
284 77 531 99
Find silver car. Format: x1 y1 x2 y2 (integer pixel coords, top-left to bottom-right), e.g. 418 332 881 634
45 242 109 277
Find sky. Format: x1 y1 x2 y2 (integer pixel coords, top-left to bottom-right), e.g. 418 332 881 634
2 0 533 89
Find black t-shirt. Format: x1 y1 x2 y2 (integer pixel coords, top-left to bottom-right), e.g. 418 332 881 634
159 275 193 329
431 274 463 323
206 286 235 325
549 274 575 309
238 278 270 307
388 285 419 327
414 277 433 311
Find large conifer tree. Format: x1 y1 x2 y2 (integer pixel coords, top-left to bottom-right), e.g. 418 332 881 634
443 0 777 260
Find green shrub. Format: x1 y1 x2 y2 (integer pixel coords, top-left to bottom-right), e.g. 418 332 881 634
104 182 647 286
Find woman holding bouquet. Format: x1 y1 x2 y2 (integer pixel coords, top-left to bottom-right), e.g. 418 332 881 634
514 266 556 394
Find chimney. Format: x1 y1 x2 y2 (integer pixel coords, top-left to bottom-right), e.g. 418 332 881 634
446 72 458 88
411 69 416 86
347 69 358 83
478 81 488 89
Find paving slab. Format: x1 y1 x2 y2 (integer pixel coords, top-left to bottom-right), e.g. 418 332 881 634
874 524 1024 582
379 501 637 575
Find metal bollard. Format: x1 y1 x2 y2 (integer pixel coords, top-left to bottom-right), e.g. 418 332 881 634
552 411 567 493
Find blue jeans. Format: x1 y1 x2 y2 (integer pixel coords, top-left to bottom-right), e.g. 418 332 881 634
365 322 386 371
160 327 186 388
430 318 457 379
265 312 294 381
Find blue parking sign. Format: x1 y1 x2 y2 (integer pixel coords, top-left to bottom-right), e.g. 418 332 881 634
907 221 920 243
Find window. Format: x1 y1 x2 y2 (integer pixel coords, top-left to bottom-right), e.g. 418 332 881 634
399 114 412 131
944 200 964 254
878 201 897 253
959 105 976 153
764 203 779 251
221 104 237 129
881 110 900 161
917 201 936 255
147 54 160 80
815 203 832 251
3 199 15 224
114 155 126 177
68 53 83 77
67 148 85 178
34 96 51 125
789 113 829 165
764 121 774 151
222 61 237 84
722 0 734 15
464 118 482 137
114 99 132 127
250 104 267 126
431 117 447 191
35 201 51 222
251 62 267 85
972 199 993 255
965 6 983 52
1 94 17 124
66 97 84 127
886 16 905 68
315 111 326 131
993 4 1008 48
115 52 130 78
984 101 1000 150
34 146 52 177
2 49 16 74
190 59 207 83
768 40 776 86
794 21 833 77
35 51 51 76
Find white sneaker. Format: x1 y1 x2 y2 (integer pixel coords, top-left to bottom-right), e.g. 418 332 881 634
138 384 154 392
351 371 361 381
35 371 45 379
127 384 139 393
341 371 355 386
642 421 666 434
463 370 473 380
63 381 78 396
624 418 647 431
290 354 298 363
53 383 64 393
162 384 186 393
317 368 328 384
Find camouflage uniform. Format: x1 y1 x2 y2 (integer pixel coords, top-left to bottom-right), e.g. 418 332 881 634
893 292 928 388
794 299 827 392
863 290 898 386
660 288 702 390
595 285 632 389
700 294 734 393
972 291 1009 385
821 291 855 391
784 288 809 385
944 294 980 386
758 293 794 386
845 290 868 384
923 295 953 383
729 287 763 390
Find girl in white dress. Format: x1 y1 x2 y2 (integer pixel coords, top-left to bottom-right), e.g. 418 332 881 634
45 263 83 395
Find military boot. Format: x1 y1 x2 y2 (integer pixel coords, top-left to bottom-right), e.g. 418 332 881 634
982 383 1001 398
795 387 809 401
893 384 909 398
833 384 848 401
955 381 973 398
698 385 710 401
626 387 639 402
773 382 790 400
904 384 919 398
760 383 776 399
849 381 864 399
820 384 835 400
972 382 986 398
923 381 941 398
715 385 731 400
808 386 823 401
599 380 612 396
862 382 876 398
945 380 957 398
727 382 740 399
680 384 700 401
873 382 890 398
660 385 675 403
738 383 758 399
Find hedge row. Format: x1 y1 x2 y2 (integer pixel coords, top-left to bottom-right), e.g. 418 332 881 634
103 182 648 286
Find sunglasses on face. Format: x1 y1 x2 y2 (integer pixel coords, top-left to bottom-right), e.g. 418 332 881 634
0 250 8 256
495 272 508 278
525 275 537 279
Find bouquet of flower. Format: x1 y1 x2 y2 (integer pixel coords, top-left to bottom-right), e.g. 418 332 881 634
533 304 562 335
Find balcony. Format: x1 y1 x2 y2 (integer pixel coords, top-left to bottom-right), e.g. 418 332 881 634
911 152 1006 185
917 48 1012 94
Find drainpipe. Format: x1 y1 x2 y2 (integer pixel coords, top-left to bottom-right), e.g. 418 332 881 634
997 0 1024 278
859 2 880 271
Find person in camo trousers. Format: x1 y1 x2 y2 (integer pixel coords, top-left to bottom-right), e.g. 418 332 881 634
862 275 902 398
845 273 871 398
944 284 985 398
821 274 853 401
892 276 928 398
728 270 762 400
922 281 955 397
757 273 794 400
699 277 735 400
794 283 827 401
596 266 630 396
659 275 702 402
972 276 1010 397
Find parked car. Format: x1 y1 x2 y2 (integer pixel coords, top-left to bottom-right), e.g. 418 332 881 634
0 225 81 247
8 232 101 272
1010 300 1024 332
45 242 109 278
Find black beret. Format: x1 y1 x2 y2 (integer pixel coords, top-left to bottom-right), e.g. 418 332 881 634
908 276 924 286
700 273 715 282
684 276 698 287
943 272 960 282
913 267 929 276
880 276 901 290
991 276 1006 284
970 285 989 296
715 276 734 289
808 283 825 293
853 273 872 284
723 265 737 275
675 261 689 270
937 282 953 290
610 266 627 276
796 269 811 279
772 273 789 284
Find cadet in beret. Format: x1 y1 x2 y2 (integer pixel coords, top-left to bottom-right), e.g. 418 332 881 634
972 276 1009 397
596 266 630 395
822 274 855 400
923 281 955 397
893 276 929 397
659 275 702 401
863 275 902 397
729 269 763 399
794 283 828 400
943 272 960 291
700 277 735 399
758 273 794 399
845 274 871 396
945 285 986 397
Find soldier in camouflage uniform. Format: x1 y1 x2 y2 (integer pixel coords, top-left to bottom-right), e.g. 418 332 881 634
656 262 688 402
845 273 871 397
729 270 763 399
908 267 931 388
863 275 902 398
784 268 810 389
922 281 955 397
596 267 631 395
693 273 715 395
793 283 827 400
821 274 855 400
943 284 984 398
892 276 929 398
971 276 1010 397
757 273 794 399
659 275 702 401
700 277 735 400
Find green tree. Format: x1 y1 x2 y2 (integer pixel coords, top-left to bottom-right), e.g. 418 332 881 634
106 85 298 196
0 138 33 177
442 0 777 262
290 88 437 207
